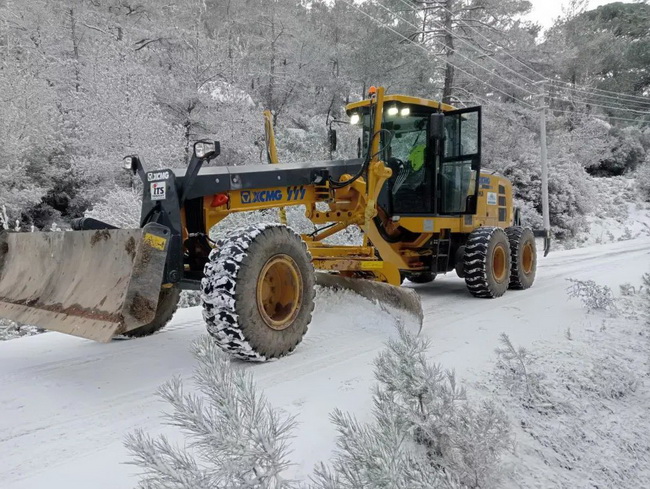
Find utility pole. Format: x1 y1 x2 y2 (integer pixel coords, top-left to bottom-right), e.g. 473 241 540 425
535 81 551 255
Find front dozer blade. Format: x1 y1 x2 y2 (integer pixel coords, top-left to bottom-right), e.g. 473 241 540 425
0 223 170 342
315 272 424 334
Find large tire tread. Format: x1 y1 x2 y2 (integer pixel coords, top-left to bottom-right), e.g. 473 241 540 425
505 226 537 290
463 227 511 298
201 223 314 362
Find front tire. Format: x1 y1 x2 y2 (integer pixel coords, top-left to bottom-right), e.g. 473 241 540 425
122 286 181 337
505 226 537 289
201 224 315 362
463 227 511 298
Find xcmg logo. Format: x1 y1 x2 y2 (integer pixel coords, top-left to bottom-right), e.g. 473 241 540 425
241 189 283 204
241 186 306 204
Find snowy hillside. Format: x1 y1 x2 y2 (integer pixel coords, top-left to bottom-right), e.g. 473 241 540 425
1 237 648 488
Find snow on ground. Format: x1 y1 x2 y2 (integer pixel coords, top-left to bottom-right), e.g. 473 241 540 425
0 237 649 488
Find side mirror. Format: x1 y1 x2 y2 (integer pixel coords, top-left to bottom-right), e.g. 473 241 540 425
428 113 444 141
328 129 337 153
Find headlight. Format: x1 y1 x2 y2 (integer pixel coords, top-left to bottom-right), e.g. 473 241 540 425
122 156 134 170
387 106 399 116
194 141 217 159
350 113 360 125
400 107 410 117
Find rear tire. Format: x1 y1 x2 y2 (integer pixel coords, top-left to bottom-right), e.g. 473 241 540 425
201 224 315 362
403 271 437 284
505 226 537 289
122 286 180 337
463 227 511 298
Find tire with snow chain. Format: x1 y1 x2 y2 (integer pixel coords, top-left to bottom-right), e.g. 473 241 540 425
505 226 536 290
121 286 181 337
201 223 315 362
463 227 511 298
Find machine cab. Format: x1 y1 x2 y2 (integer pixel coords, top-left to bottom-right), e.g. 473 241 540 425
346 95 481 217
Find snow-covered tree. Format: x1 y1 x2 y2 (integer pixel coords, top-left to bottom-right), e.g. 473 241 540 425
315 325 512 488
125 335 300 489
127 327 512 488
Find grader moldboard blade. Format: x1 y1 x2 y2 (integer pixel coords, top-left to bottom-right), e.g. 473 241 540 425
314 272 424 334
0 223 170 342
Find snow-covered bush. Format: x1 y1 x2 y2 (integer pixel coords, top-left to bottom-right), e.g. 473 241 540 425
310 406 459 489
313 326 511 489
492 295 649 488
636 155 650 202
618 273 650 322
127 328 512 488
126 335 300 489
84 186 142 228
494 333 552 412
566 278 617 313
561 353 639 400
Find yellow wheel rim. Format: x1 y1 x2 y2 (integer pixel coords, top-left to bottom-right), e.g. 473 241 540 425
522 242 534 274
492 244 507 283
256 254 302 331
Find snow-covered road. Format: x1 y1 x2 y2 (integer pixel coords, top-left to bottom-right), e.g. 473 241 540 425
1 238 649 489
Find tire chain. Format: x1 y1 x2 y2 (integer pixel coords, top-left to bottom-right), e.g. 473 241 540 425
463 226 510 298
201 223 285 362
505 226 533 290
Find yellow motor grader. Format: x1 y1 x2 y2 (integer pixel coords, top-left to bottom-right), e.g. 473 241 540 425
0 87 544 361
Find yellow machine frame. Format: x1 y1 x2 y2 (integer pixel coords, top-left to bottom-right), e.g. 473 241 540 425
192 87 514 286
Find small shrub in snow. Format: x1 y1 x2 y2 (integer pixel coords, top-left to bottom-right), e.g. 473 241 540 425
562 354 639 400
493 287 650 488
310 405 459 489
313 326 511 489
617 273 650 322
494 334 552 412
636 157 650 201
126 335 299 489
619 283 637 296
566 278 617 313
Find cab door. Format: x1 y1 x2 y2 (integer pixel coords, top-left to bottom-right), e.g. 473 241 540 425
437 106 481 215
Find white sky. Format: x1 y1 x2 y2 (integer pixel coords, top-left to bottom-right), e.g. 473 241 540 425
526 0 638 28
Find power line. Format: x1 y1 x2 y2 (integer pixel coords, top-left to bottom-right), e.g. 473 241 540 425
403 0 650 108
544 91 650 115
342 0 646 124
547 82 650 108
547 105 647 123
394 0 540 86
339 0 536 108
392 0 648 114
373 0 537 98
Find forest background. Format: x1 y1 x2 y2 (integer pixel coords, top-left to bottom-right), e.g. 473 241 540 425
1 0 649 243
